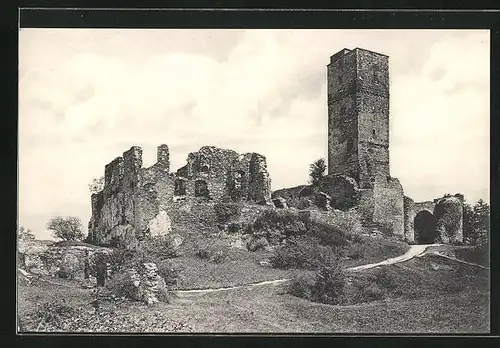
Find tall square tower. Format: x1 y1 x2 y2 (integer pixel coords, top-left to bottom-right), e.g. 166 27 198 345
327 47 390 189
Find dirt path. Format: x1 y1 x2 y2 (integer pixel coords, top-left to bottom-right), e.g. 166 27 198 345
173 244 439 296
346 244 438 272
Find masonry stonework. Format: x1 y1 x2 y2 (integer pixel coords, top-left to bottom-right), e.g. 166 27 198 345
88 145 271 249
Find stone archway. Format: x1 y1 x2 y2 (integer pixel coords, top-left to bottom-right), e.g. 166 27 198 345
414 210 437 244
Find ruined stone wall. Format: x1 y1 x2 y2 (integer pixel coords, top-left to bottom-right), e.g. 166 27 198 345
89 144 271 249
355 175 404 238
372 175 404 237
403 196 416 242
89 145 174 249
403 195 464 244
434 195 464 244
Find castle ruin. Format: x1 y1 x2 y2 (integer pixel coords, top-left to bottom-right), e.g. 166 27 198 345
88 47 463 248
87 145 271 248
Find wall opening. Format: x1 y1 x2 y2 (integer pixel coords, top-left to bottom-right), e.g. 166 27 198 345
174 179 186 196
414 210 437 244
194 180 210 198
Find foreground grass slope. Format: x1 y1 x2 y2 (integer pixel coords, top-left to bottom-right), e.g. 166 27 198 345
18 253 489 333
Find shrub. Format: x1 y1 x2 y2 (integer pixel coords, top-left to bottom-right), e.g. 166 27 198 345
195 247 211 260
289 272 316 300
195 244 229 262
344 242 365 260
227 222 242 234
212 250 228 263
312 255 346 305
306 220 349 247
252 209 307 241
214 202 242 223
271 235 338 270
157 261 179 286
359 284 384 302
247 237 269 252
137 237 179 262
375 267 397 290
105 272 139 300
33 298 76 327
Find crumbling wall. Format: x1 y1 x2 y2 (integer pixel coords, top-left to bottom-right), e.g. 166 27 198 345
318 174 359 210
89 145 174 249
372 175 404 237
434 194 464 244
89 144 271 249
403 196 416 242
356 175 404 238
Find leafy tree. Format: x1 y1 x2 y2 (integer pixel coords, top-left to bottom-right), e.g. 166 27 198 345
309 158 327 187
47 216 85 241
88 176 105 194
17 225 35 241
463 199 490 246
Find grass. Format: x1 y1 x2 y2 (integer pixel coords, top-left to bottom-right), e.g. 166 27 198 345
169 249 290 290
18 251 490 333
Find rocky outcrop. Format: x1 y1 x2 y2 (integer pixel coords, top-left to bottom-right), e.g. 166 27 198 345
126 263 168 305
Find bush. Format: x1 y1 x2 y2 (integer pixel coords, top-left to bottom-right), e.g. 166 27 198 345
33 298 76 327
247 237 269 252
195 247 211 260
105 272 139 300
359 284 384 302
137 237 179 262
288 255 345 305
271 235 338 270
344 242 365 260
312 256 346 305
195 244 229 263
212 250 228 263
306 220 349 247
47 216 85 241
227 222 242 234
157 261 179 286
251 209 307 242
289 272 316 300
214 202 242 223
375 267 397 290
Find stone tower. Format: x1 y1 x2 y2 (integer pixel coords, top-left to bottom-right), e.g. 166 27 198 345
327 48 390 189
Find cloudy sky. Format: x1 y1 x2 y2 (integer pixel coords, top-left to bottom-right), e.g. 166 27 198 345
18 29 490 240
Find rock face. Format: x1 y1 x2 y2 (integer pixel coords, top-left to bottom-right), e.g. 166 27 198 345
88 145 272 249
126 263 168 305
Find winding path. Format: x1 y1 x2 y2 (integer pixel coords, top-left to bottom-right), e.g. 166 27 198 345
172 244 439 296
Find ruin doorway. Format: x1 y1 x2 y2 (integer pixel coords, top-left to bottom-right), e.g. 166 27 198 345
414 210 437 244
194 180 209 198
174 178 187 196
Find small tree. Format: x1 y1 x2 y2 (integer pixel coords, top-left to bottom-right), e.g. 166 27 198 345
88 176 105 194
17 225 35 241
309 158 327 187
463 199 490 246
47 216 85 241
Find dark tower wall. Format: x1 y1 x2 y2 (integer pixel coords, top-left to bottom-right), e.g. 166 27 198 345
327 48 390 189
